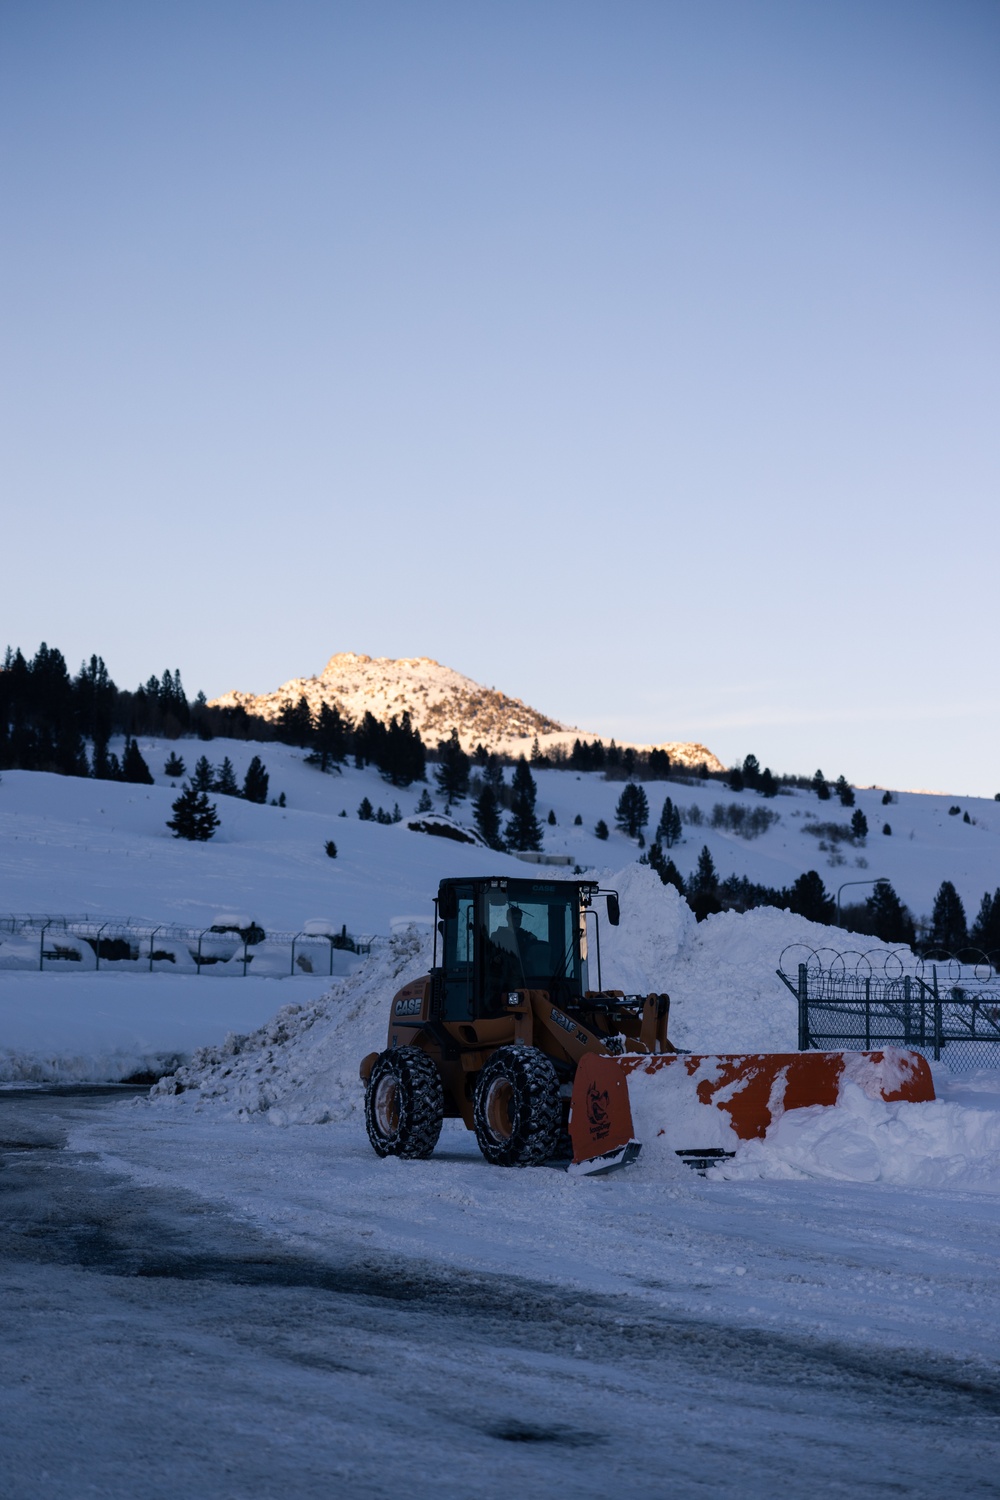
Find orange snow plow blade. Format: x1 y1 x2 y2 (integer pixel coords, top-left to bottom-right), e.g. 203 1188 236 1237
567 1048 935 1176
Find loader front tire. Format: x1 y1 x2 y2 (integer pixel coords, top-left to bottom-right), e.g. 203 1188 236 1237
473 1046 561 1167
364 1047 444 1159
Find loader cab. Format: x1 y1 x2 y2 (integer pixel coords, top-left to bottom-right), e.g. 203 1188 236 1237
435 876 599 1020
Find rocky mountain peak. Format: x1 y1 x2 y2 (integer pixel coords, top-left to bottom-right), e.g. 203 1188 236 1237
209 653 722 768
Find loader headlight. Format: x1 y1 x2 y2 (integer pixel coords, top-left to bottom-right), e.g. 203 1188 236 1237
507 992 521 1007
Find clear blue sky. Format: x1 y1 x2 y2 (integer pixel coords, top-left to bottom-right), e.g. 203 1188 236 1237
3 1 998 793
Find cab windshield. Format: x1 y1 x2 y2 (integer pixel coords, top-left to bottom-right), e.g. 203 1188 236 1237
479 885 586 1001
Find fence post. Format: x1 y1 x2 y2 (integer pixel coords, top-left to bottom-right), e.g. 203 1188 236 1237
149 925 161 973
932 965 942 1061
290 935 296 976
39 921 50 971
903 974 911 1043
865 976 871 1049
798 962 809 1050
242 940 249 978
328 937 334 977
94 922 107 972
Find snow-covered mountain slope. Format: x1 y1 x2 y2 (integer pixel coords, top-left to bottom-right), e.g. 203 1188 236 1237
3 735 999 940
209 652 723 769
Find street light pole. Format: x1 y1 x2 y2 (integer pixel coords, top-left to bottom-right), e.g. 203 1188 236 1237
836 877 890 928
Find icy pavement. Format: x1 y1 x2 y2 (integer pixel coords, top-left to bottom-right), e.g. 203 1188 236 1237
77 1105 1000 1372
0 1089 988 1498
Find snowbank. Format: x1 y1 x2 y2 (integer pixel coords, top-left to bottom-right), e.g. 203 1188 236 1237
717 1081 1000 1190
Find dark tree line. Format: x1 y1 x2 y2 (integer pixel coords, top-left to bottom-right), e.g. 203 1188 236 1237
0 643 431 790
0 643 209 779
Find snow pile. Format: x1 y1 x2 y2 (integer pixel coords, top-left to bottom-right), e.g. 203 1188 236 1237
667 905 840 1053
596 863 696 993
595 864 856 1054
151 928 433 1124
717 1082 1000 1190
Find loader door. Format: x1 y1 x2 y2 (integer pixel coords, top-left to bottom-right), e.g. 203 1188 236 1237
440 887 476 1019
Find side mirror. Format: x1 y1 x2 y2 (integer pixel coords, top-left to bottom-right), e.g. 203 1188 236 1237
606 893 620 927
438 887 458 920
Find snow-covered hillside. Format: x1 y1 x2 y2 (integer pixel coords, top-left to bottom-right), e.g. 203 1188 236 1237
2 733 999 1081
5 733 995 930
209 651 723 768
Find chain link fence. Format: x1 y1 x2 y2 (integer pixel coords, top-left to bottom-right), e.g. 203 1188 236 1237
777 944 1000 1073
0 913 375 978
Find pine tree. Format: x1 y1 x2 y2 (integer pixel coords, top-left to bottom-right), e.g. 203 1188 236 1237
277 694 314 748
309 703 349 772
688 845 721 921
970 889 1000 962
325 839 337 859
74 654 116 749
850 808 868 840
865 881 915 945
164 751 186 778
929 881 967 953
759 767 777 798
656 796 682 848
510 756 537 808
595 819 609 840
121 737 154 785
812 769 830 801
434 728 470 804
727 766 745 793
882 822 892 835
192 755 214 792
92 739 115 780
881 790 893 805
547 809 556 825
741 754 761 789
415 788 433 814
483 754 505 794
383 712 426 786
689 845 718 897
166 785 220 841
505 757 542 851
242 755 269 803
614 783 649 840
835 775 855 807
214 757 240 796
648 842 685 896
787 870 834 924
358 797 374 821
473 785 504 850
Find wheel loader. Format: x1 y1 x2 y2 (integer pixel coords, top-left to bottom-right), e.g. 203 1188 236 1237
359 876 935 1174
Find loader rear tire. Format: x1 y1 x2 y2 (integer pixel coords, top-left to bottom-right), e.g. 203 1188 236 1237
473 1046 561 1167
365 1047 444 1159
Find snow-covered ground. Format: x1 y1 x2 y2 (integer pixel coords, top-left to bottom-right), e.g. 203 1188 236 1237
2 746 999 1491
